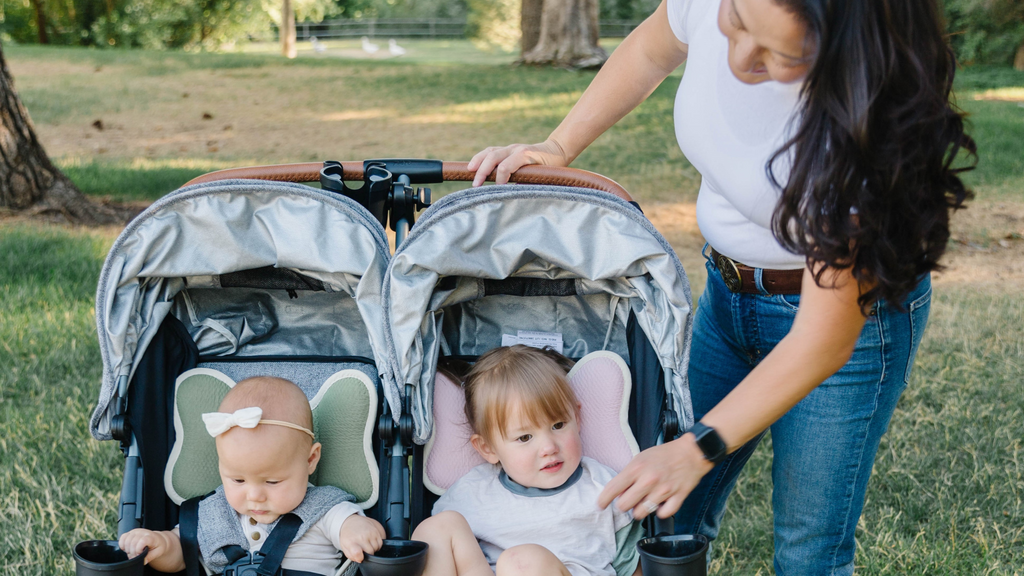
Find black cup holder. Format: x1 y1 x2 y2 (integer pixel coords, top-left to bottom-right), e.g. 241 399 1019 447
358 540 428 576
636 534 708 576
73 540 146 576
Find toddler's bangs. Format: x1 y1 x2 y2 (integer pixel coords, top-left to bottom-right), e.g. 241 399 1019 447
477 360 578 440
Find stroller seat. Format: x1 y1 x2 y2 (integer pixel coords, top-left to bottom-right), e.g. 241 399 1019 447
423 351 640 494
165 366 379 508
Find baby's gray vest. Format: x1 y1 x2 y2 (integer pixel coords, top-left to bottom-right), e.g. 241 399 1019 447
195 485 356 573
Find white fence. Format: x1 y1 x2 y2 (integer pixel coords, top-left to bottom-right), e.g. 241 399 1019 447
293 18 644 40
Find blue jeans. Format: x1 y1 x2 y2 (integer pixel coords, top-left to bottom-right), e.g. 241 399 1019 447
675 248 932 575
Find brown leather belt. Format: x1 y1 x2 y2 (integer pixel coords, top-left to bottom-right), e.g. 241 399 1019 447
710 248 803 295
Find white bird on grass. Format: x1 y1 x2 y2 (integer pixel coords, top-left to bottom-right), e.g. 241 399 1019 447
310 36 327 53
388 38 406 56
361 36 379 53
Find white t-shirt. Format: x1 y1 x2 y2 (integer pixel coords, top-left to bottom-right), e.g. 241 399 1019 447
433 457 634 576
668 0 807 270
238 501 362 574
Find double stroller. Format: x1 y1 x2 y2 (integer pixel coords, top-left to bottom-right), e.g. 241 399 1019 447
88 159 696 575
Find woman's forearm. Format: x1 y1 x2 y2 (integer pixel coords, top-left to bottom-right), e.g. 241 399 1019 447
698 267 869 451
549 0 688 162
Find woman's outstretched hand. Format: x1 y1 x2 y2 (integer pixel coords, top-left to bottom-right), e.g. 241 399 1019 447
467 140 571 187
598 434 715 520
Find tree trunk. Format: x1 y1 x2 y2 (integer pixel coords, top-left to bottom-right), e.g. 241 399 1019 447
0 42 133 225
521 0 606 68
282 0 297 59
1015 40 1024 72
28 0 50 44
521 0 544 55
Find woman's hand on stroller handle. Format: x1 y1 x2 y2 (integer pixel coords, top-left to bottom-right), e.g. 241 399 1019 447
598 435 714 520
468 140 571 187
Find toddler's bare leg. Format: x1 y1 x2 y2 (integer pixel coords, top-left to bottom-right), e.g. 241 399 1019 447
495 544 571 576
412 511 492 576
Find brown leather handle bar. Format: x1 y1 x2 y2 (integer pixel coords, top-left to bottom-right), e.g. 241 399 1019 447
183 162 633 202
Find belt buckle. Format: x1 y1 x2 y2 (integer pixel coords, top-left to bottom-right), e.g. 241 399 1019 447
716 254 743 292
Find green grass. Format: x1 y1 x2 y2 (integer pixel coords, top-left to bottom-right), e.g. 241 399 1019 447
56 158 231 201
0 225 123 575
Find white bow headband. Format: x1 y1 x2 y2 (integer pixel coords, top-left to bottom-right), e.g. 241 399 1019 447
202 407 316 440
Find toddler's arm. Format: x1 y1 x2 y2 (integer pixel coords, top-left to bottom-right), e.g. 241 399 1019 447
337 514 385 563
118 528 185 573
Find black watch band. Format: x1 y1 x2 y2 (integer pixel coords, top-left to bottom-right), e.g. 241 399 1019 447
688 422 727 464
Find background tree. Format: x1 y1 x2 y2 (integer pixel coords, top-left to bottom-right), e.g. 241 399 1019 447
0 42 131 225
521 0 541 54
282 0 297 58
944 0 1024 69
521 0 606 68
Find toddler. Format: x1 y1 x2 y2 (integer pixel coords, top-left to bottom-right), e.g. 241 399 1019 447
119 376 385 574
413 345 639 576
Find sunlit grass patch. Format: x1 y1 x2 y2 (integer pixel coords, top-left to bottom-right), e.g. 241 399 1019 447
55 157 238 201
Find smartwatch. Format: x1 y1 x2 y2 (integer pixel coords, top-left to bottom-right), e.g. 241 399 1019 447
688 422 727 464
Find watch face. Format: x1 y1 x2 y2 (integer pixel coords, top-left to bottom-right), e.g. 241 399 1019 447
693 424 727 463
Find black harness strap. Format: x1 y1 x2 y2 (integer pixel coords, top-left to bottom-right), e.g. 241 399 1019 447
179 497 203 576
223 545 247 565
255 514 303 576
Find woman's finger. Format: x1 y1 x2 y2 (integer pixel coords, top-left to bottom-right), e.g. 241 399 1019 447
472 151 504 187
631 483 674 519
615 472 660 515
494 152 527 185
598 464 639 509
658 494 686 519
593 459 638 508
467 147 495 171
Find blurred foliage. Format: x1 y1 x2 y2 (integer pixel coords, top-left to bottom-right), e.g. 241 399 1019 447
1 0 1021 66
466 0 519 52
598 0 657 20
0 0 336 49
335 0 466 19
944 0 1024 67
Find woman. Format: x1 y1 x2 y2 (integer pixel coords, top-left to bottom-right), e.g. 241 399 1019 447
468 0 973 573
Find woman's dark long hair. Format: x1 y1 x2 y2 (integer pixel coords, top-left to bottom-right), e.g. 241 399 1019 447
769 0 975 309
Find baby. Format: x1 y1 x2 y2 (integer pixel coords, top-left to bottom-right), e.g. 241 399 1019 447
119 376 385 574
413 345 639 576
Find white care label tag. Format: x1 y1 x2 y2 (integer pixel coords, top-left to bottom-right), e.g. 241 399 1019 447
500 330 564 354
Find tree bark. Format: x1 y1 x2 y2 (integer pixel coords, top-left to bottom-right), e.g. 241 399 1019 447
1015 40 1024 72
282 0 297 59
521 0 607 69
0 42 133 225
521 0 544 55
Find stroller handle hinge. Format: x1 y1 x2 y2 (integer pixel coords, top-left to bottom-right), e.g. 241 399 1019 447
320 160 432 239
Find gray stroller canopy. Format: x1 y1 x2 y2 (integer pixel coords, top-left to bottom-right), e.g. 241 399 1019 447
91 180 391 440
381 185 694 445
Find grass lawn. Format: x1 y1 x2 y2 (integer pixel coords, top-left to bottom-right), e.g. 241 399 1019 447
1 41 1023 575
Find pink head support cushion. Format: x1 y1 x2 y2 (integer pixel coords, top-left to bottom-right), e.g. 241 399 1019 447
423 351 641 494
